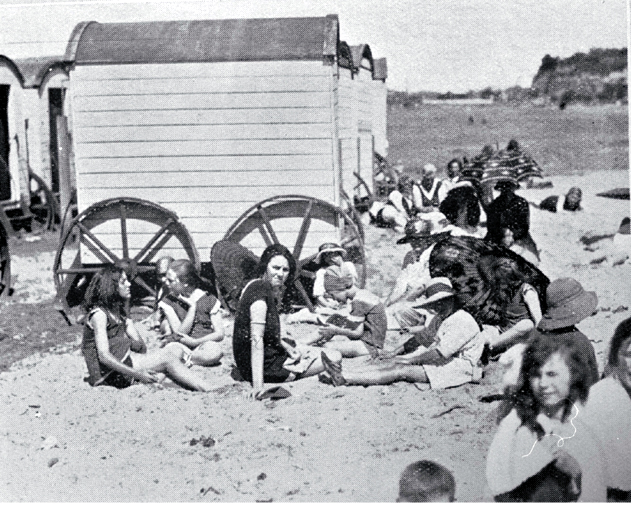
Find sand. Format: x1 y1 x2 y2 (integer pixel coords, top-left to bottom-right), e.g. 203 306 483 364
0 170 629 502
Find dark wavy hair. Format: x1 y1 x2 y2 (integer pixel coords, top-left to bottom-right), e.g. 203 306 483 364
604 316 631 379
82 264 127 318
399 460 455 502
478 255 528 307
439 186 481 227
503 333 595 435
447 158 462 172
256 244 297 286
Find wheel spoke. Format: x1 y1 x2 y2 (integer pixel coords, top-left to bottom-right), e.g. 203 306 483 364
293 279 315 312
80 234 115 264
139 229 175 265
77 222 120 263
133 218 174 263
257 224 273 247
57 266 111 275
299 269 315 280
131 275 156 297
292 200 313 261
257 207 280 244
341 234 360 248
120 202 129 259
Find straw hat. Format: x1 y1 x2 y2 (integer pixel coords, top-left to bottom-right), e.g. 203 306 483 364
538 278 598 331
210 240 259 310
413 277 454 308
315 243 346 264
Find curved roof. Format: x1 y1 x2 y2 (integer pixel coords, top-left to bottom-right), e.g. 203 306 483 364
338 41 353 71
13 56 68 88
349 44 373 72
66 16 339 65
0 55 24 86
373 58 387 81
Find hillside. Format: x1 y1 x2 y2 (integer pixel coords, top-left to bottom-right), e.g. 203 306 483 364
531 48 627 104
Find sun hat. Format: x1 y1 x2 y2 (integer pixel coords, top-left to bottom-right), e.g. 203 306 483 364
210 240 259 311
412 277 454 308
538 278 598 331
323 264 354 293
315 243 346 264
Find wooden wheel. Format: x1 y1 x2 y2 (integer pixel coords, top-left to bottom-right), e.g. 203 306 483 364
53 197 199 314
340 189 365 241
224 195 366 311
0 219 10 298
28 172 58 232
352 171 373 213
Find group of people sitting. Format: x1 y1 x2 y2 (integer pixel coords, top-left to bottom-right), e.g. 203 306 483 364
79 153 628 501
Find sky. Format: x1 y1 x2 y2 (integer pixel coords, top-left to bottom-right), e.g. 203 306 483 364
0 0 628 92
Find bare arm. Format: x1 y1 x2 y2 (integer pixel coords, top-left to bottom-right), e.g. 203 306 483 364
250 300 267 395
125 318 147 354
523 287 542 325
318 322 364 340
92 311 156 383
177 303 225 348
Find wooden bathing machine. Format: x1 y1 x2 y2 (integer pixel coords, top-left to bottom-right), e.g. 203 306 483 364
63 15 389 264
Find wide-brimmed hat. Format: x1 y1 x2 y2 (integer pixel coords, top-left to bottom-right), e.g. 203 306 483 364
210 240 259 311
315 243 346 264
397 213 450 244
538 278 598 331
413 277 454 308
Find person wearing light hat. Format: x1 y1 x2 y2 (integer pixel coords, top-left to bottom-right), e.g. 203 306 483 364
385 213 450 328
500 277 599 390
312 242 358 311
319 277 485 389
412 163 442 212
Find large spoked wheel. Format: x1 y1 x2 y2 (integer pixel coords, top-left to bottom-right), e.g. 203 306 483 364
28 172 58 232
54 197 199 314
0 220 10 298
224 195 366 311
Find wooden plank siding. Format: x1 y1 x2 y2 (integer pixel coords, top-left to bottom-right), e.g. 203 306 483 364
71 60 341 260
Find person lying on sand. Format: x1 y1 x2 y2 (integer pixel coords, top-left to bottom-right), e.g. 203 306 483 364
319 278 485 389
369 175 418 233
537 187 582 213
81 264 212 391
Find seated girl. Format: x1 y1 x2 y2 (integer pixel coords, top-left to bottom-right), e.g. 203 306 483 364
82 264 211 391
369 176 417 233
157 259 224 367
232 244 342 399
486 334 605 502
315 265 388 358
479 255 542 357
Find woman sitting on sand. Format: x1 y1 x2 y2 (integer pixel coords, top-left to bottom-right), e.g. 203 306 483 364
157 259 224 367
583 317 631 500
81 264 211 391
486 334 606 502
232 244 342 398
483 180 540 261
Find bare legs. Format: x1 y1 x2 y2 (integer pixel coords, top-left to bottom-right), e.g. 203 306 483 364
333 361 428 386
132 343 212 392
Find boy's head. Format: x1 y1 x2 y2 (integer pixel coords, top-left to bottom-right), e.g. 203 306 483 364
323 264 355 303
398 460 455 502
413 278 455 317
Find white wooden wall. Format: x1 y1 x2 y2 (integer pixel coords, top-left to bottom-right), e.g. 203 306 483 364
0 66 26 205
337 62 374 200
70 60 341 261
371 79 388 157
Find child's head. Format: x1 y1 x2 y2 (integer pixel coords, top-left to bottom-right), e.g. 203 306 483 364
323 265 355 303
166 259 202 296
398 460 455 502
316 243 346 266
